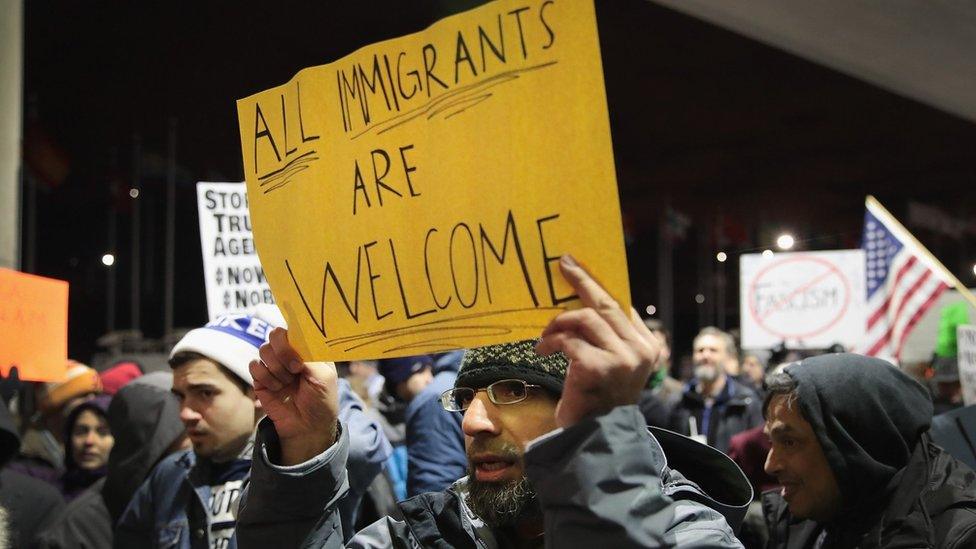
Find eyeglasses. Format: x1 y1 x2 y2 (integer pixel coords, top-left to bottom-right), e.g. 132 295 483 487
440 379 542 412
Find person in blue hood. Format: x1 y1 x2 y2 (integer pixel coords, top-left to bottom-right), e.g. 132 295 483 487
378 352 466 497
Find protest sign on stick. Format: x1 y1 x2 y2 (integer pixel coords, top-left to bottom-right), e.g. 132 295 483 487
196 182 275 320
0 269 69 382
740 250 867 349
236 0 628 360
958 325 976 406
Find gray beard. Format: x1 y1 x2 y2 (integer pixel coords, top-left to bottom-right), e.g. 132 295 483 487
695 364 719 383
466 472 539 528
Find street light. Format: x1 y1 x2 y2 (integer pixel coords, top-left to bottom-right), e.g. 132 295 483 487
695 293 705 304
762 249 774 258
716 251 728 263
129 188 140 199
102 253 115 266
645 304 657 315
776 233 795 250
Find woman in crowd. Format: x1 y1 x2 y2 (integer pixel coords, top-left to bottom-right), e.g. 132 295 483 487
58 395 113 501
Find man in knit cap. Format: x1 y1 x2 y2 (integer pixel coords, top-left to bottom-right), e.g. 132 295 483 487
116 306 391 549
238 256 747 548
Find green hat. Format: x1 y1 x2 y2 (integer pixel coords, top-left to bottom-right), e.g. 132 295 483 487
935 302 971 358
455 339 568 396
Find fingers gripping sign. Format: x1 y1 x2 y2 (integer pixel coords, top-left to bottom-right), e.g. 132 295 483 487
249 327 341 465
536 255 660 429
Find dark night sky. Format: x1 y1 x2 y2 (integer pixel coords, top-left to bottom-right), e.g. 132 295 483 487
23 0 976 362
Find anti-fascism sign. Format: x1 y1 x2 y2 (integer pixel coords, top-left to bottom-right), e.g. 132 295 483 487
740 250 866 349
196 182 274 320
958 325 976 406
236 0 629 360
0 269 68 382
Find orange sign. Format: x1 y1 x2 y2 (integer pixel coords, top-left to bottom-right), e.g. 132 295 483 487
0 269 69 382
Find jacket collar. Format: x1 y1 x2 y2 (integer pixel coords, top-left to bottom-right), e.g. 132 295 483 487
683 377 753 408
650 427 753 531
441 429 752 540
183 431 256 486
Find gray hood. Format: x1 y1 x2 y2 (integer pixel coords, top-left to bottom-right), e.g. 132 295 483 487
649 426 754 532
101 372 185 523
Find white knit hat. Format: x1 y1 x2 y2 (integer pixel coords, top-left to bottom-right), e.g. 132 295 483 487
169 304 286 386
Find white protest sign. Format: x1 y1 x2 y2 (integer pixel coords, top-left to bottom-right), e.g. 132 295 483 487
196 182 274 320
958 325 976 406
740 250 866 349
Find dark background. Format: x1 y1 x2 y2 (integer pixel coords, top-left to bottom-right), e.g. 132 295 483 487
23 0 976 363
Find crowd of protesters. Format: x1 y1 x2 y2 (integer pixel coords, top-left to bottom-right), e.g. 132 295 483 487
1 257 975 548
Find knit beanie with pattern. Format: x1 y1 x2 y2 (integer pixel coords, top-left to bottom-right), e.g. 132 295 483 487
455 340 568 396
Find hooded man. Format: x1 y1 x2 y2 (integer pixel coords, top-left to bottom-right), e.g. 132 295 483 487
115 308 391 548
34 372 189 549
236 256 752 548
762 353 976 548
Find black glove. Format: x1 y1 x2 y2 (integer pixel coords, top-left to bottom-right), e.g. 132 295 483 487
0 366 22 405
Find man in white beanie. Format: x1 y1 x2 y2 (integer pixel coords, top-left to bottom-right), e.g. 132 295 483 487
115 307 391 549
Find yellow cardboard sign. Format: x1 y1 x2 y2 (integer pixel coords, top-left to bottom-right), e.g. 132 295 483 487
236 0 629 361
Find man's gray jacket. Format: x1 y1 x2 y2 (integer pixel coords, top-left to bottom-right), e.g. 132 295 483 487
237 405 748 548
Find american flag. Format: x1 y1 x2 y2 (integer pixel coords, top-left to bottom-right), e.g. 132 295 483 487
859 197 953 362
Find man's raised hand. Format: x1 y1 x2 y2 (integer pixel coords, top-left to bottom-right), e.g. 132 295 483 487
535 255 660 429
249 327 340 465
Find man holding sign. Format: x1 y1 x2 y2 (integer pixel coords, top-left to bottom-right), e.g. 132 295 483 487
238 257 746 548
235 0 747 545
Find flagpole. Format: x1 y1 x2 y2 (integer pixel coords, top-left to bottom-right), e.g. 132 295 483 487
866 195 976 310
131 133 142 333
164 118 176 339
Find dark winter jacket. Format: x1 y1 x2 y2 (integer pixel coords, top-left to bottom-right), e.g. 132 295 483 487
764 435 976 548
237 405 752 548
115 379 390 549
639 370 684 429
114 446 250 549
763 353 976 548
404 352 466 497
0 399 64 548
669 375 764 453
34 373 186 549
34 478 112 549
